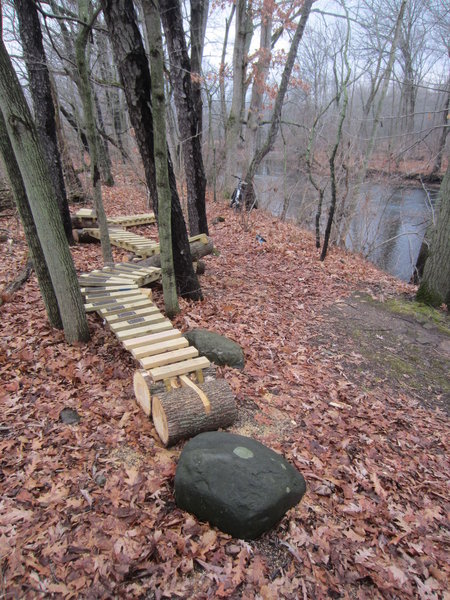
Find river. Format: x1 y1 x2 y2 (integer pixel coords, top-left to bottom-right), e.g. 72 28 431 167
255 175 438 282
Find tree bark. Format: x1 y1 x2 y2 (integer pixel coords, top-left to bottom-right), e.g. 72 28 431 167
158 0 208 236
101 0 202 300
0 111 62 326
0 41 89 342
15 0 73 243
242 0 313 198
416 165 450 306
190 0 209 138
147 0 179 318
75 0 113 265
225 0 253 189
244 0 272 165
152 379 237 446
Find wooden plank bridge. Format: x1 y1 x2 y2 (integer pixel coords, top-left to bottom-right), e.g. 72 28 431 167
82 228 209 258
79 261 236 446
75 209 156 227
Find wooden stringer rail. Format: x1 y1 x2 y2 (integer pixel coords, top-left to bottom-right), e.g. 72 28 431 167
83 228 209 258
79 262 237 447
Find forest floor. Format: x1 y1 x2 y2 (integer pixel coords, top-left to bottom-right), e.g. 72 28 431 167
0 169 448 599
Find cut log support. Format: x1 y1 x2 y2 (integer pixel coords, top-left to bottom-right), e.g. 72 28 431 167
133 369 154 416
152 379 237 447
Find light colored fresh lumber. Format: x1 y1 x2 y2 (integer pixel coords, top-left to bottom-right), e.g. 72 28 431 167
149 356 210 382
122 329 182 351
84 294 145 312
109 313 166 332
115 320 172 340
80 284 139 293
83 290 143 303
105 306 159 323
131 336 188 359
133 370 153 417
98 299 153 315
139 346 198 370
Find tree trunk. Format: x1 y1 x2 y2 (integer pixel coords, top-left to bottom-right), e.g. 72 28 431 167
15 0 73 244
416 165 450 306
147 0 179 318
225 0 253 189
75 0 113 265
244 0 272 165
0 40 89 342
158 0 208 236
219 4 235 140
94 90 115 186
0 109 62 328
431 84 449 177
242 0 313 197
190 0 209 138
339 0 408 244
101 0 202 300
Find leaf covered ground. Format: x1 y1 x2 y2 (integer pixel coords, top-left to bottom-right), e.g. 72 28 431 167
0 171 448 599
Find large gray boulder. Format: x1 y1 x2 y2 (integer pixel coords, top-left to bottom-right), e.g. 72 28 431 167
174 432 306 539
184 329 244 369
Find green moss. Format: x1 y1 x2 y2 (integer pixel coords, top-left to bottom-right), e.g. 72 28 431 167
383 298 450 336
416 281 444 308
381 353 417 376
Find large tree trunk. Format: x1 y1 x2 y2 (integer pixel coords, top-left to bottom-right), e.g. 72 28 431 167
75 0 113 265
147 0 179 318
225 0 253 189
157 0 208 236
416 165 450 307
15 0 73 244
0 110 62 328
244 0 272 167
94 89 115 186
190 0 209 138
0 40 89 343
101 0 202 300
431 83 449 177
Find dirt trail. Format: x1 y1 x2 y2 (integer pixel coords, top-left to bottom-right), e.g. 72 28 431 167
312 292 450 414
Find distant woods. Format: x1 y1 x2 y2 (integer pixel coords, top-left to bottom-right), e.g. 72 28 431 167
0 0 448 301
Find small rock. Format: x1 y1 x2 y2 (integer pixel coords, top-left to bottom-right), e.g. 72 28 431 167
95 473 107 487
212 216 225 224
59 407 81 424
175 432 306 539
184 328 244 369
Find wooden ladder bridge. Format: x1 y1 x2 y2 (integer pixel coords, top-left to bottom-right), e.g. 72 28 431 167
79 262 236 446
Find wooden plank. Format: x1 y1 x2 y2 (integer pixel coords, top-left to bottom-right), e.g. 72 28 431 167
84 294 141 311
109 313 166 332
115 320 172 340
83 290 143 303
104 306 159 323
149 356 210 382
98 299 153 315
80 284 138 293
139 346 198 370
131 337 188 360
79 274 135 283
122 329 182 351
189 233 208 244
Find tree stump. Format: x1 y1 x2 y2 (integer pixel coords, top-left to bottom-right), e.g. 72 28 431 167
152 379 237 447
